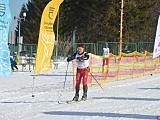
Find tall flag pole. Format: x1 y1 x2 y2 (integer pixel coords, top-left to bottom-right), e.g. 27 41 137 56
153 16 160 59
0 0 12 76
34 0 63 74
119 0 124 53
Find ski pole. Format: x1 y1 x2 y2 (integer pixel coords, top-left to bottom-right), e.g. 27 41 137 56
32 75 35 97
63 62 69 89
82 62 104 91
86 67 104 91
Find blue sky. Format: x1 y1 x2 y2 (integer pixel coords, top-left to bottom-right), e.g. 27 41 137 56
9 0 28 31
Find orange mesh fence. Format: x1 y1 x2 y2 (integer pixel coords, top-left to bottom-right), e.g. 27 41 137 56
154 56 160 72
107 54 120 81
71 51 160 89
118 52 136 79
145 55 155 74
133 51 146 77
90 54 108 83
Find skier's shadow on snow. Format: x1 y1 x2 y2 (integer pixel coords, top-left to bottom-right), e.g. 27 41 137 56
31 74 73 76
139 87 160 90
92 97 160 101
43 111 156 119
0 100 58 104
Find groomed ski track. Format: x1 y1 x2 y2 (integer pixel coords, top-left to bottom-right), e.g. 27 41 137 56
0 62 159 120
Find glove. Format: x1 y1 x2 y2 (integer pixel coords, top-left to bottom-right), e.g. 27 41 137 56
67 57 72 62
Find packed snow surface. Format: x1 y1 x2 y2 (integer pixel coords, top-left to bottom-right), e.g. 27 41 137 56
0 62 160 120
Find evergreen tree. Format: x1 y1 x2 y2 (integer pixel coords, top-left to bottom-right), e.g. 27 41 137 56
20 0 50 44
18 0 160 45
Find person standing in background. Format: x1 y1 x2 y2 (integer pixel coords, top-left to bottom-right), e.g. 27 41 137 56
102 42 110 72
10 52 20 72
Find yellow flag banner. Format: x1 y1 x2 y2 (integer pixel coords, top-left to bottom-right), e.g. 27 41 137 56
34 0 63 74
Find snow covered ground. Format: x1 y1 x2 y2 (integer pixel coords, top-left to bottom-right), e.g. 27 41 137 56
0 62 160 120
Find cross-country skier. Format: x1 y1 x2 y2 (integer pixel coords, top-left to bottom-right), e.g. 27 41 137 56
67 46 90 101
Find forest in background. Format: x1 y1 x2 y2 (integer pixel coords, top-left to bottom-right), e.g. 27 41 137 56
17 0 160 44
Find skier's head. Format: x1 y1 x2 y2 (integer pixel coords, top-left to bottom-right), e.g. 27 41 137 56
77 46 84 54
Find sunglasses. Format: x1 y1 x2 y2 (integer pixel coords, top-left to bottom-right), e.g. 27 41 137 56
77 47 84 50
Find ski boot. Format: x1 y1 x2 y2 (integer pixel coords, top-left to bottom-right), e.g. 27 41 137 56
73 94 79 101
81 93 87 101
